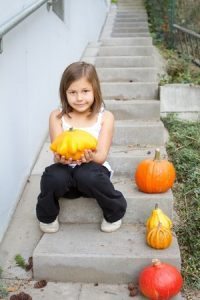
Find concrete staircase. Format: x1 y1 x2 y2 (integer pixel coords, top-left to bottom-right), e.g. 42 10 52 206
32 0 182 290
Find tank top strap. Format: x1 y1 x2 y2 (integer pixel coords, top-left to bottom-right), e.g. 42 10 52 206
96 106 105 126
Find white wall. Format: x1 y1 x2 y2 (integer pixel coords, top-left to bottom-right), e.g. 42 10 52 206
0 0 108 243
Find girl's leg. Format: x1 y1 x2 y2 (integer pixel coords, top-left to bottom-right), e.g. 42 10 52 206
36 163 74 223
73 162 127 223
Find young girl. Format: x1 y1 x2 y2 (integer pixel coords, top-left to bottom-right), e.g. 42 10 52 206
36 62 127 233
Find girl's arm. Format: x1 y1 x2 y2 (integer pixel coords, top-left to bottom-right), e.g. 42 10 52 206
80 111 114 164
49 109 63 142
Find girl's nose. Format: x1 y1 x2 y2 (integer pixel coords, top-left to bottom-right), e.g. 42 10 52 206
77 92 82 101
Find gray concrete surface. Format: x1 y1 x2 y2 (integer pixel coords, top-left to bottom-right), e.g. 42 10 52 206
0 0 186 298
33 223 181 283
160 84 200 121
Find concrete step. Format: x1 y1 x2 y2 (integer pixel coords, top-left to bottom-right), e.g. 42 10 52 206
104 99 160 120
112 28 149 33
32 141 166 178
111 32 151 37
100 37 152 46
112 22 149 28
101 82 158 100
98 46 153 56
33 223 181 283
114 23 149 29
116 11 147 16
113 120 164 145
97 67 157 82
107 19 148 24
95 56 155 68
57 173 173 224
115 16 147 21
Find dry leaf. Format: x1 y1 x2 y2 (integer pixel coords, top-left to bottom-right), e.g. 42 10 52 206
9 291 32 300
7 285 20 292
34 280 47 289
25 257 33 272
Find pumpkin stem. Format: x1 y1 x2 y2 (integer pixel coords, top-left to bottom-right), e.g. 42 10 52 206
155 203 158 210
152 258 161 266
154 148 161 160
69 127 73 131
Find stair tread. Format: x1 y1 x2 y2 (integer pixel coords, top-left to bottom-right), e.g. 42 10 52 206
34 223 179 258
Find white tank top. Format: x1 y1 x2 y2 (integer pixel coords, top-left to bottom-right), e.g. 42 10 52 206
60 107 113 176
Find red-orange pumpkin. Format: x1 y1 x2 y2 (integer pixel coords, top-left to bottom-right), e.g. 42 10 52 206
135 148 176 193
139 259 183 300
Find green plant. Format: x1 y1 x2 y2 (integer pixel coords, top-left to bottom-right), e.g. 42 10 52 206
15 254 27 269
162 115 200 289
0 267 8 298
0 266 2 278
0 282 8 298
158 46 200 85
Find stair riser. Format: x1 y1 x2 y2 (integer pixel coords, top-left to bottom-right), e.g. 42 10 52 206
101 83 158 100
109 22 149 28
107 19 148 24
116 12 147 15
99 46 153 56
113 27 149 32
115 16 147 21
34 255 181 284
105 100 160 120
111 33 150 37
101 37 152 46
113 124 164 145
95 57 155 67
97 68 157 82
59 193 173 224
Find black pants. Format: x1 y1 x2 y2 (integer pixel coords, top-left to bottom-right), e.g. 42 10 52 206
36 162 127 224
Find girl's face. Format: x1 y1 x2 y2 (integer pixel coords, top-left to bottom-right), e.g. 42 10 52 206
66 77 94 113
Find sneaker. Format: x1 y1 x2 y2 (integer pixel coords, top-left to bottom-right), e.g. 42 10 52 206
101 218 122 233
39 217 59 233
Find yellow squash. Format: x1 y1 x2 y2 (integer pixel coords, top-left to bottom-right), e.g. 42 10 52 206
50 128 97 160
146 203 172 231
146 222 173 249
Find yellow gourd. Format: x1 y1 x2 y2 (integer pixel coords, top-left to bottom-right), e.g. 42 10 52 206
50 128 97 160
146 222 173 249
146 203 172 231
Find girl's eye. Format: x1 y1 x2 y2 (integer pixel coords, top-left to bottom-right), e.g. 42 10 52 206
83 90 89 93
69 91 76 95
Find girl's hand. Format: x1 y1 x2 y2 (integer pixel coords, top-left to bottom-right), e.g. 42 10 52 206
54 153 73 165
78 149 94 164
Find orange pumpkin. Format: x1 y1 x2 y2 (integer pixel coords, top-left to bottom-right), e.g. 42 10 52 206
135 148 176 193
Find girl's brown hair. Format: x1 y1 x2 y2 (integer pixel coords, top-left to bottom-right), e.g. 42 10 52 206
58 61 104 118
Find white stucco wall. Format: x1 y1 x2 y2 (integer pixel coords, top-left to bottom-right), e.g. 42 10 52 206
0 0 108 243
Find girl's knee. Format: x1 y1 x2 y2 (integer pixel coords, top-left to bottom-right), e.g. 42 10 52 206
74 165 105 187
41 164 72 191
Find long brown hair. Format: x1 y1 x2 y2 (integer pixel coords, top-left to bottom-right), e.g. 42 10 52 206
58 61 104 118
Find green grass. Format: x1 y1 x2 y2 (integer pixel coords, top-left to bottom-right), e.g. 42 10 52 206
14 254 27 269
162 115 200 290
